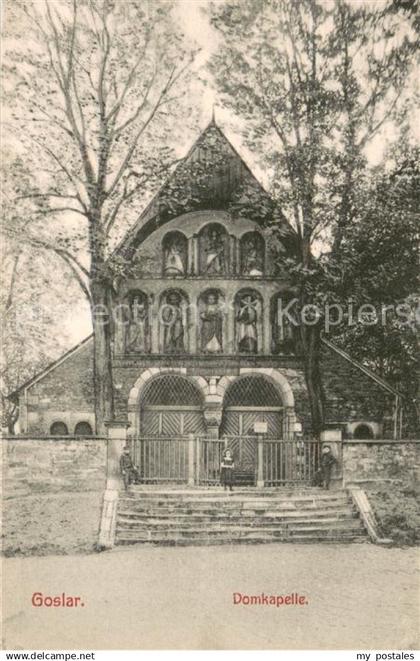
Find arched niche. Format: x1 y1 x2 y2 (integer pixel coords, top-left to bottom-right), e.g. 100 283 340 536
74 421 93 436
198 223 229 275
198 289 225 354
158 289 189 354
240 231 265 276
50 421 68 436
270 293 297 354
353 423 374 440
235 288 263 354
124 290 151 354
162 231 188 277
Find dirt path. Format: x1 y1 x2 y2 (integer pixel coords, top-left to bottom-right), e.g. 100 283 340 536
2 543 419 650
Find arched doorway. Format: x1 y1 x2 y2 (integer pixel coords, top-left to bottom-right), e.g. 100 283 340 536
220 375 283 484
140 374 206 437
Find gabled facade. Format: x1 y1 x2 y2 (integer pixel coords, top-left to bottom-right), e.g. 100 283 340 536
12 122 397 453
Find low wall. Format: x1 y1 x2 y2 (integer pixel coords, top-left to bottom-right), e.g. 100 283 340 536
2 436 107 496
2 436 107 556
342 439 420 487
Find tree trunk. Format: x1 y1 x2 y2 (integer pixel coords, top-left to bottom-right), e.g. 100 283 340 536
91 279 114 434
299 323 325 438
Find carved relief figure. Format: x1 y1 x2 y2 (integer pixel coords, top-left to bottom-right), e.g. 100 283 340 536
241 233 264 276
200 292 223 353
204 228 225 274
126 294 149 352
162 292 186 353
163 233 186 276
237 292 259 353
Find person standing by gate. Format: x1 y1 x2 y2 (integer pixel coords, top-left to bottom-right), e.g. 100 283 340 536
319 445 337 490
220 448 235 492
120 446 139 490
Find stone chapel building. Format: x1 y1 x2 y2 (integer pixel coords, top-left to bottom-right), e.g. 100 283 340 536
10 121 402 456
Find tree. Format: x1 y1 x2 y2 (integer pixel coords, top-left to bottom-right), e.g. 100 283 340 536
331 148 420 434
207 0 417 433
4 0 197 431
1 158 80 431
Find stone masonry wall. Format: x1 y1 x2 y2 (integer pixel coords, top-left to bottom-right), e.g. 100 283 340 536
321 345 394 435
2 437 107 556
22 339 95 435
342 440 420 486
19 334 395 437
3 437 106 496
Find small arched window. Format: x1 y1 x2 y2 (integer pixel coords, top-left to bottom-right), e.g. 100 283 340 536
50 421 68 436
353 424 374 440
74 421 93 436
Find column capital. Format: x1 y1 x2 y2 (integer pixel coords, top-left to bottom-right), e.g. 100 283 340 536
104 420 131 429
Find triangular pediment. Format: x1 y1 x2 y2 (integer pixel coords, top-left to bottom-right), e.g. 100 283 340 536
115 121 282 260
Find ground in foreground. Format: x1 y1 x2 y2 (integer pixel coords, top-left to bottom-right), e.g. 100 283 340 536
3 543 418 649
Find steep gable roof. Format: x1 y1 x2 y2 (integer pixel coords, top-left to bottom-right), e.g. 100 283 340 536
113 119 290 260
7 335 93 399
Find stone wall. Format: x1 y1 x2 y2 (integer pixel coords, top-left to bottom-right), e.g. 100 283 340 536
342 440 420 487
16 329 397 438
321 345 394 436
2 436 107 556
2 436 106 496
20 338 95 435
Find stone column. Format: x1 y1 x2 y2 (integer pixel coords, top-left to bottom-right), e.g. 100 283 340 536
204 407 223 439
320 428 343 488
187 433 195 486
225 292 235 354
104 421 131 490
98 421 131 550
235 237 241 276
256 436 265 487
229 235 237 275
150 295 159 353
192 234 199 274
187 236 195 275
261 292 271 355
284 407 296 440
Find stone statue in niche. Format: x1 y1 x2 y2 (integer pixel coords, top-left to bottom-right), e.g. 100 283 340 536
164 235 186 276
204 229 225 275
200 292 223 353
162 292 186 353
242 235 264 276
126 295 149 352
237 293 259 354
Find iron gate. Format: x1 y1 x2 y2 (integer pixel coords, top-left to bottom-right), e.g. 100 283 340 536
129 436 320 486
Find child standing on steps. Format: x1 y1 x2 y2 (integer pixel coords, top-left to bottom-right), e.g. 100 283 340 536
220 448 235 492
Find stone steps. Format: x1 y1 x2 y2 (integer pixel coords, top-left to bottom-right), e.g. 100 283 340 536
114 487 368 547
117 519 364 533
117 508 357 523
116 528 367 545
